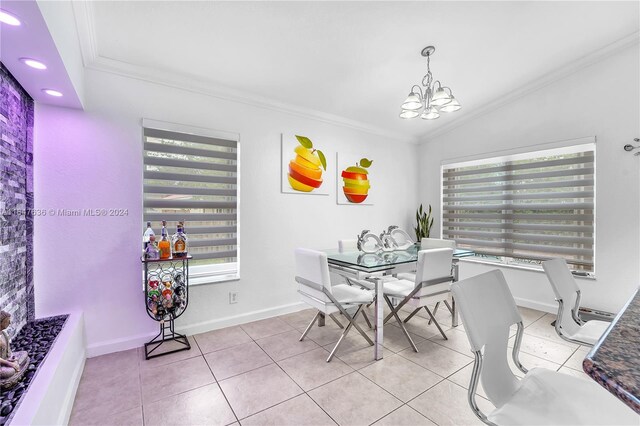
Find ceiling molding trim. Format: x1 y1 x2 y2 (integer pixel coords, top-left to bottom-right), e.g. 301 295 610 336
71 1 415 144
418 31 640 143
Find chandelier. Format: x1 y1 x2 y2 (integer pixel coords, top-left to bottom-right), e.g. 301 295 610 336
400 46 461 120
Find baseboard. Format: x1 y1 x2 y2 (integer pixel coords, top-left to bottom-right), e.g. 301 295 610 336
514 296 556 314
86 301 307 358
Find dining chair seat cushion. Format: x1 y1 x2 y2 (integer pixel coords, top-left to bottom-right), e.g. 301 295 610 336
396 272 416 281
565 319 609 345
331 284 374 305
488 368 638 425
382 279 450 299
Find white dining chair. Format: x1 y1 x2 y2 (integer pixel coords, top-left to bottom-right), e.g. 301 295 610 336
451 269 637 426
295 248 374 362
542 258 609 345
382 248 454 351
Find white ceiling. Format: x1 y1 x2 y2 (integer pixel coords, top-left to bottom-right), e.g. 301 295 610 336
84 1 639 141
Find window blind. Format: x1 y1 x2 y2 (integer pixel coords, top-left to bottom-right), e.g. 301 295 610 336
442 145 595 271
143 126 238 271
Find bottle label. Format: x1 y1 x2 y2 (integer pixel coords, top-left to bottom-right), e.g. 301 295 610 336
175 240 185 252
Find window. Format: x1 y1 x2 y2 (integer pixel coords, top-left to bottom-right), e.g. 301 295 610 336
143 120 239 283
442 142 595 273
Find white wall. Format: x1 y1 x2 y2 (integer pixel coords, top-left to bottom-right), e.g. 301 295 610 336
34 69 418 356
418 45 640 314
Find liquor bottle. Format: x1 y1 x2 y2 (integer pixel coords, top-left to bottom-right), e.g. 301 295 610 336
172 222 188 257
145 235 160 260
143 222 155 252
159 221 171 259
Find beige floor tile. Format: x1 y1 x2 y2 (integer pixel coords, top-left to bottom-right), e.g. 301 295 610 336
517 306 547 326
81 348 139 383
524 315 580 348
240 317 294 340
321 331 374 358
219 363 303 419
508 332 575 364
204 341 273 380
563 345 590 371
378 324 426 353
558 366 590 380
256 329 320 361
140 355 215 404
70 403 143 426
278 347 353 391
305 321 344 346
70 368 141 419
360 354 443 402
334 345 378 370
409 380 494 426
143 383 236 426
397 340 472 377
241 394 336 426
308 372 402 426
139 336 201 369
278 309 318 330
373 405 436 426
428 328 474 357
194 326 252 354
391 315 449 339
446 363 489 399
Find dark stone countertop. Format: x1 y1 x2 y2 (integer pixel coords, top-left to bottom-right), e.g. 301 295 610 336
583 289 640 415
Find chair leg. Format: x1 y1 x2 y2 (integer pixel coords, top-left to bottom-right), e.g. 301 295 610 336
384 296 418 352
327 305 365 362
360 308 373 329
329 314 344 329
427 301 441 325
424 306 448 340
300 311 320 341
403 307 421 324
443 299 454 315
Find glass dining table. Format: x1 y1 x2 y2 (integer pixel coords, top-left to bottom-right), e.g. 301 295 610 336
324 245 474 360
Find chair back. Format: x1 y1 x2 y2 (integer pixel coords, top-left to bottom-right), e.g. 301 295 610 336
338 239 357 253
420 238 456 250
542 258 581 336
414 248 454 297
451 270 522 407
295 248 333 305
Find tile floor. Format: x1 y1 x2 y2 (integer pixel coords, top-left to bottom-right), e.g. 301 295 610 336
69 304 593 426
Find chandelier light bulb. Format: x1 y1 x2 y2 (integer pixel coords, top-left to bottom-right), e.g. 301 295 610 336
430 88 452 107
401 92 422 111
440 97 461 112
400 109 420 119
421 106 440 120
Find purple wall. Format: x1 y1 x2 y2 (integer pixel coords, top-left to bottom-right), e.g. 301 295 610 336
0 62 34 337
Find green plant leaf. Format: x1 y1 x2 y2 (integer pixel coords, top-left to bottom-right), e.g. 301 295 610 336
295 135 313 149
359 158 373 168
316 150 327 170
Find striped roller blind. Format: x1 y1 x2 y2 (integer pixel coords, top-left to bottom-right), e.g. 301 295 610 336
143 126 238 270
442 144 595 271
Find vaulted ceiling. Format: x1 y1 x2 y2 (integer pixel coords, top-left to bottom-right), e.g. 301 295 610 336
77 1 639 141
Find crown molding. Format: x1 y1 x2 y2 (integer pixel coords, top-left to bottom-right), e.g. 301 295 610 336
70 1 415 144
418 30 640 143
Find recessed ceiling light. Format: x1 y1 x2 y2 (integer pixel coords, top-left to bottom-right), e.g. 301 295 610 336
0 9 21 26
42 89 63 97
21 58 47 70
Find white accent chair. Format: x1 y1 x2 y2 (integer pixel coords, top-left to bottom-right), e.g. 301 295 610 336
295 248 374 362
382 248 455 351
542 258 609 345
451 269 637 425
397 238 457 324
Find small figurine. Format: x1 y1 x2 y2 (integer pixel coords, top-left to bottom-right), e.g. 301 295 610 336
0 310 30 389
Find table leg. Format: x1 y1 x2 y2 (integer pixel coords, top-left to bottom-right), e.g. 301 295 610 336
318 312 325 327
452 262 459 327
374 277 384 360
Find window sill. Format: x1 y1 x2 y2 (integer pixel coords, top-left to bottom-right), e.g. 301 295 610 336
190 273 240 286
458 257 596 280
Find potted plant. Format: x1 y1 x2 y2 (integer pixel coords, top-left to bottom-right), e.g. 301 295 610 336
414 204 434 243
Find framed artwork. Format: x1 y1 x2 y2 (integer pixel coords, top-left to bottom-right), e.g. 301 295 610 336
281 134 330 195
336 153 374 205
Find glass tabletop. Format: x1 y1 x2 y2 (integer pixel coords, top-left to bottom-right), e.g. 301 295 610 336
325 245 474 272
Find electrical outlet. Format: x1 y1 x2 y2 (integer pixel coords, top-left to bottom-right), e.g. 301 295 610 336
229 291 238 304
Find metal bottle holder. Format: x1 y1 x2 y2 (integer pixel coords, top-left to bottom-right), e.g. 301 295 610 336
141 255 192 359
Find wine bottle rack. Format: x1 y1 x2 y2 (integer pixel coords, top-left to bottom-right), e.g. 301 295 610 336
141 256 192 360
